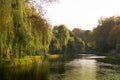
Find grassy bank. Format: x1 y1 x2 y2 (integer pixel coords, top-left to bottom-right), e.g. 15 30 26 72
47 54 62 59
0 54 61 68
0 56 43 68
98 54 120 65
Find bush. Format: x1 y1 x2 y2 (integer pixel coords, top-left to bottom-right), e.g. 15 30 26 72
116 44 120 53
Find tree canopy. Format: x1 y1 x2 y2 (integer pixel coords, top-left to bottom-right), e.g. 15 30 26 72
0 0 84 60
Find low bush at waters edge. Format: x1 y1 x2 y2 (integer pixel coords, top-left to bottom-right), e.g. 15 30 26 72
0 54 61 68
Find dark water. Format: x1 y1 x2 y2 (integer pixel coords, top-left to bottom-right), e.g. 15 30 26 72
1 54 120 80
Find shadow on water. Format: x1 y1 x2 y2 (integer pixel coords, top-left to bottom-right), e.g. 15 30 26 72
0 54 120 80
0 60 50 80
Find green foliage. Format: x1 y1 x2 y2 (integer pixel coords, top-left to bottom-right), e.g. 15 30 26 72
116 44 120 53
1 0 85 60
72 28 85 39
0 0 52 60
99 55 120 64
49 25 85 55
49 25 70 54
28 13 52 55
0 56 42 68
3 0 120 60
11 0 33 58
0 0 14 59
72 28 92 51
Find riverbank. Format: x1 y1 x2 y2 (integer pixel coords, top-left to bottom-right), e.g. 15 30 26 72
0 56 42 68
98 54 120 65
0 54 61 68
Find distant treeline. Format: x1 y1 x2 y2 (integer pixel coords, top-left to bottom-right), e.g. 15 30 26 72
0 0 120 60
72 17 120 53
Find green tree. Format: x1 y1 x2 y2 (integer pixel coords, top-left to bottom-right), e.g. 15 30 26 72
49 25 85 55
0 0 14 59
72 28 92 51
0 0 52 59
49 25 70 54
27 7 52 55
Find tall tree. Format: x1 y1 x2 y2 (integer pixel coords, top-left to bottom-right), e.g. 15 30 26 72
49 25 85 55
0 0 52 59
92 16 120 53
108 25 120 49
49 25 70 54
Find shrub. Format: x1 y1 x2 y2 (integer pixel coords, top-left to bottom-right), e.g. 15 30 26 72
116 44 120 53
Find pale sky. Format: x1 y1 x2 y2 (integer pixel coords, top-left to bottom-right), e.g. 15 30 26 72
43 0 120 30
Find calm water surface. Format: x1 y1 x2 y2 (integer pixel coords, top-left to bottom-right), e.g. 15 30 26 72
1 54 120 80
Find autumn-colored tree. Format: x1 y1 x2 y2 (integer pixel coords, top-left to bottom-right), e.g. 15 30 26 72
108 25 120 50
92 17 115 52
72 28 92 51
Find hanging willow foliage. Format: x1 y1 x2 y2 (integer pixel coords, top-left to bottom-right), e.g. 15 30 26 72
0 0 14 59
27 13 52 55
0 0 52 59
49 25 85 54
49 25 71 54
11 0 31 58
0 0 84 60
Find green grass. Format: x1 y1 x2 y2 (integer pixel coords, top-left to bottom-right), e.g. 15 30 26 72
46 54 62 59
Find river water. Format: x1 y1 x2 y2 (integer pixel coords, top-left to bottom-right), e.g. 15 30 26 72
0 54 120 80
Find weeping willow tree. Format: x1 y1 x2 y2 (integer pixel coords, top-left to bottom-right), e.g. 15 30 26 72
49 25 85 55
0 0 33 59
27 8 52 55
11 0 33 58
0 0 83 59
0 0 52 60
49 25 70 54
67 31 85 55
0 0 14 59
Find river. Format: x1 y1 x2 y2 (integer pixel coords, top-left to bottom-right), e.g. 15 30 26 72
0 54 120 80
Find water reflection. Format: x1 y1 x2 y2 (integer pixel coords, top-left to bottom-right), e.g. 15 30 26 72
64 59 97 80
1 55 120 80
0 60 50 80
34 60 49 80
